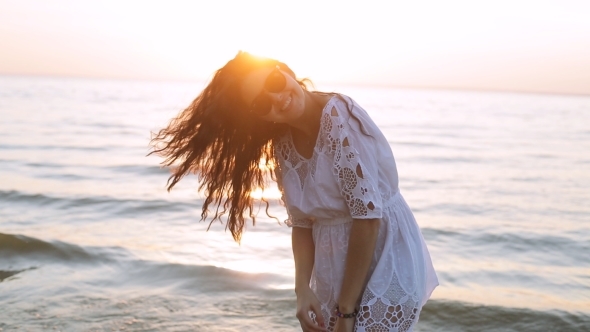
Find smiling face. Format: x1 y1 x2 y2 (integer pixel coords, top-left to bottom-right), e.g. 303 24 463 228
240 66 306 124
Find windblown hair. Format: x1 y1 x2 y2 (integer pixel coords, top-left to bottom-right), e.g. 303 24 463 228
149 52 311 242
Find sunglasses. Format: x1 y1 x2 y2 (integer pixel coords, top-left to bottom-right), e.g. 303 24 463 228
250 66 287 117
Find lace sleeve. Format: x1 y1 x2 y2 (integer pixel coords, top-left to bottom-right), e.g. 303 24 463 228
324 100 383 219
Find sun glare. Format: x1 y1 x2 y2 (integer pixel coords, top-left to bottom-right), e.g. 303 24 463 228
258 158 275 171
2 1 588 93
249 187 281 200
220 260 273 274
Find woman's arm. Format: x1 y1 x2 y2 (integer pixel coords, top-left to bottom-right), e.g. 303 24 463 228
333 218 380 332
292 227 315 294
292 227 326 332
337 218 380 314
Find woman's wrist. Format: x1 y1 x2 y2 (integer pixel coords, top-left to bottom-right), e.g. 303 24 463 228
336 303 357 313
335 305 358 319
336 298 360 313
336 301 357 313
294 283 311 296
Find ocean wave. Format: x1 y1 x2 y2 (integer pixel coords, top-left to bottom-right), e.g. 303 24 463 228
0 143 112 152
0 190 196 216
419 201 588 220
420 299 590 332
120 260 287 293
0 267 35 282
0 233 124 264
1 233 588 331
1 190 72 206
1 159 169 178
422 227 590 266
423 227 585 248
105 164 170 176
0 232 288 294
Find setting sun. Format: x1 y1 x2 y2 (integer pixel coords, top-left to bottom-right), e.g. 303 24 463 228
1 0 588 94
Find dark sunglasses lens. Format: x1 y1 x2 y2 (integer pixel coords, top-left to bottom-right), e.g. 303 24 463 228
264 69 286 93
251 94 273 116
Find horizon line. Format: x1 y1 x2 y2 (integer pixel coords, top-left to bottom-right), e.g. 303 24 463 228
2 72 588 99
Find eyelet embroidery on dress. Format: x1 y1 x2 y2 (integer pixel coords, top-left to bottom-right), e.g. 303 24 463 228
274 130 319 228
325 106 378 218
355 273 419 332
275 131 319 190
275 161 313 228
275 98 380 221
312 273 420 332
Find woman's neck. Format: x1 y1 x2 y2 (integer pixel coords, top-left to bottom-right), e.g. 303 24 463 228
289 91 331 139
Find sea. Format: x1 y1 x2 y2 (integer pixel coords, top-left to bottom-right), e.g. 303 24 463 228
0 75 589 331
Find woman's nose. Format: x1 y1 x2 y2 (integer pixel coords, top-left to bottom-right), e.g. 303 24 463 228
266 91 283 103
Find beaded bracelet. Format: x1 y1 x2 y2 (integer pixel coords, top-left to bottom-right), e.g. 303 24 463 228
335 305 358 319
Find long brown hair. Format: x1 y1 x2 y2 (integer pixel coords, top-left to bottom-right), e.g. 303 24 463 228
150 51 310 242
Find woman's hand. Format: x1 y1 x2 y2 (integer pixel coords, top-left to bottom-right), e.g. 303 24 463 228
295 287 327 332
332 317 355 332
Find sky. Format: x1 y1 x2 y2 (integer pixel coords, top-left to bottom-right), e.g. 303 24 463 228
1 0 589 95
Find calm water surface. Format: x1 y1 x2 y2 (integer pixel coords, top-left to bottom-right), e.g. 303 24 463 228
0 75 589 331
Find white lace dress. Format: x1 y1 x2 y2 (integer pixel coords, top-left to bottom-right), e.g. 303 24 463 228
274 95 438 332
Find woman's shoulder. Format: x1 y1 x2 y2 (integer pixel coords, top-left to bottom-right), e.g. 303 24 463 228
323 93 384 141
320 93 371 125
317 93 354 119
324 92 353 107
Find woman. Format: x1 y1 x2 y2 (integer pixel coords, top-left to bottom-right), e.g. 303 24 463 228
151 51 438 332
